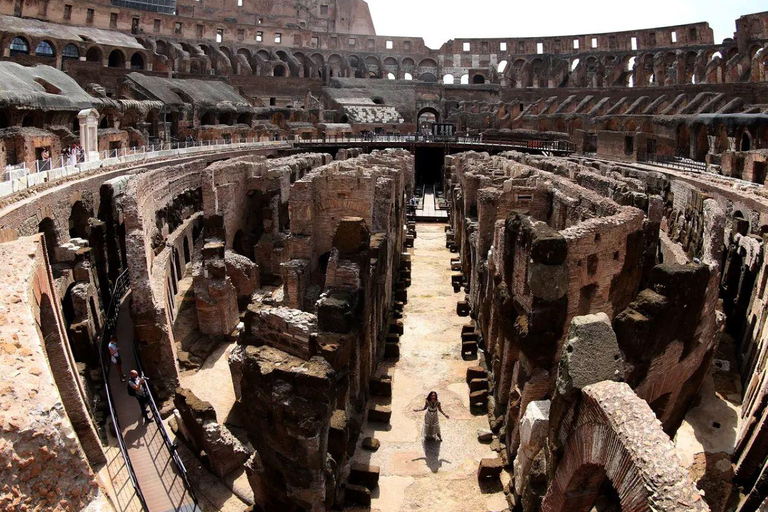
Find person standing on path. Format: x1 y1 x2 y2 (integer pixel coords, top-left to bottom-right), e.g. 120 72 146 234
414 391 449 441
127 370 151 423
108 336 125 381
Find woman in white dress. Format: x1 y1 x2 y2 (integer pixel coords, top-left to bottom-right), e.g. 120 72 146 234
414 391 449 441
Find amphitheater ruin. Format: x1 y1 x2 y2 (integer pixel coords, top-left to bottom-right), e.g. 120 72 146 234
0 1 767 511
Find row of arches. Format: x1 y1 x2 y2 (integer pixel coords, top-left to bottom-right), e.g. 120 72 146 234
8 35 146 70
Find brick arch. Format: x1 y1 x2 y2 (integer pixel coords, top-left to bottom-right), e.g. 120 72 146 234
541 382 707 512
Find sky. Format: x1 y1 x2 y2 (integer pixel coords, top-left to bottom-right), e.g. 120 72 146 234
365 0 767 49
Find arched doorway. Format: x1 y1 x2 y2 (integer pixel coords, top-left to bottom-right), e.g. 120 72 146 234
38 217 58 263
107 49 125 68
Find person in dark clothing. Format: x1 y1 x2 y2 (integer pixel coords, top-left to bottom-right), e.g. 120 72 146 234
127 370 151 422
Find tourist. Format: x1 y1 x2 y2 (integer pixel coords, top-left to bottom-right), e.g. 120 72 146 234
413 391 449 441
127 370 151 423
108 336 125 381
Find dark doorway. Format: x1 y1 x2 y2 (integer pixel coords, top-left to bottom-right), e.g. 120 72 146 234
415 147 445 186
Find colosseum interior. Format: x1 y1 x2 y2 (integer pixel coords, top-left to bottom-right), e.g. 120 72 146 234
0 0 768 511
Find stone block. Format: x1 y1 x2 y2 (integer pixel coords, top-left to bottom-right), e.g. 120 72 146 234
345 484 371 506
477 429 493 443
462 331 479 342
469 378 488 392
462 340 478 358
384 341 400 358
370 376 392 397
556 312 625 396
332 217 370 256
395 289 407 303
466 366 486 383
389 320 404 336
349 463 380 489
457 300 470 316
362 437 380 451
470 389 488 407
368 404 392 423
477 457 504 480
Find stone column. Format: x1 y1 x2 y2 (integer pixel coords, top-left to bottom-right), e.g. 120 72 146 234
77 108 99 162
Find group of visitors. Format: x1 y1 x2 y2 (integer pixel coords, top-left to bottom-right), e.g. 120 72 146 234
63 144 83 166
108 336 152 423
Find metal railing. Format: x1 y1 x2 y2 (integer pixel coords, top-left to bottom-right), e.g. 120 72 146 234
640 151 707 172
99 270 148 512
296 133 575 152
132 331 200 510
0 139 290 198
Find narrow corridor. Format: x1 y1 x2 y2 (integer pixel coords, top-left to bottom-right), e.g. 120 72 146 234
350 223 508 512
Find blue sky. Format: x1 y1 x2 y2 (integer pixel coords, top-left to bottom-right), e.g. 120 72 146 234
366 0 767 49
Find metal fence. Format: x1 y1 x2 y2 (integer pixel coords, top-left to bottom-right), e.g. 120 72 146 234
296 134 575 152
0 139 289 198
99 270 148 512
639 150 707 172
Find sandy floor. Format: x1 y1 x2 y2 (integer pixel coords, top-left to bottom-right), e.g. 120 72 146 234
348 223 507 512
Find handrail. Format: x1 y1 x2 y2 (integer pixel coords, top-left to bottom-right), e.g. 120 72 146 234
294 134 575 152
98 270 148 512
132 333 200 509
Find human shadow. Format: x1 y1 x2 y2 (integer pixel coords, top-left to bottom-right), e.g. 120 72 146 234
411 438 451 473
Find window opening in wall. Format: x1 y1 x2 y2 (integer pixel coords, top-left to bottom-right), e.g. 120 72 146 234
63 4 71 20
10 37 29 56
463 42 471 52
237 29 245 41
174 21 182 34
311 36 318 47
216 28 224 43
348 37 356 46
482 41 489 53
461 74 469 84
498 60 508 73
257 17 263 24
293 34 301 45
275 32 282 43
269 97 276 106
536 42 544 54
591 37 598 48
256 31 263 42
387 72 395 80
238 0 242 5
573 39 579 49
62 43 79 60
671 31 677 43
86 8 94 23
386 40 393 49
631 37 637 50
110 12 118 28
404 41 410 50
196 24 203 38
35 41 54 57
320 4 328 15
689 27 697 40
570 58 580 71
443 74 454 84
404 72 412 80
500 42 507 52
330 36 337 47
153 19 161 32
131 16 140 34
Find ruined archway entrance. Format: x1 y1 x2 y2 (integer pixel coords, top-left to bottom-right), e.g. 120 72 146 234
414 146 446 187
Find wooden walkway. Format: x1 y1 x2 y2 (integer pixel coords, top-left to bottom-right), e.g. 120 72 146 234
415 184 448 221
109 299 198 512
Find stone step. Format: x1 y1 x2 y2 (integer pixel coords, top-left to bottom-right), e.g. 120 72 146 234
469 378 488 392
462 340 478 358
368 404 392 423
345 483 371 506
461 323 476 335
384 341 400 358
370 376 392 397
477 457 503 480
349 463 380 489
456 300 470 317
389 320 404 336
470 389 488 407
462 331 479 342
466 365 486 383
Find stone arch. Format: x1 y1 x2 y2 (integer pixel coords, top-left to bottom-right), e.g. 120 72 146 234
9 35 29 56
541 382 707 512
38 217 58 263
130 52 145 70
85 46 102 64
419 72 437 82
107 49 126 68
417 107 440 124
35 40 55 58
69 201 92 240
273 63 287 77
328 53 344 77
364 55 381 78
62 43 80 61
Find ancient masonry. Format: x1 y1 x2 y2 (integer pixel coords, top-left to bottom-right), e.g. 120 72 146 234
0 0 767 511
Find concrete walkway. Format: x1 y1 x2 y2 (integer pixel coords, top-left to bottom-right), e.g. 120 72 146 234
109 298 198 512
349 223 507 512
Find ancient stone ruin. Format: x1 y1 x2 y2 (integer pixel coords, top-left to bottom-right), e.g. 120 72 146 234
0 1 768 512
